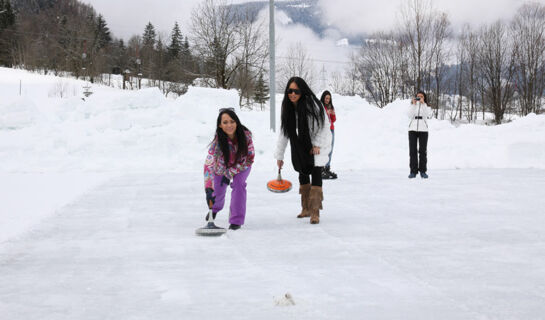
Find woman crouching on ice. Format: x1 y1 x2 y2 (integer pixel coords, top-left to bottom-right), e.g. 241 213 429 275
275 77 332 224
204 108 254 230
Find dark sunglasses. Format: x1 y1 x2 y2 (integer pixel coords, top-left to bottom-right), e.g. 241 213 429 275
219 107 235 113
287 89 301 95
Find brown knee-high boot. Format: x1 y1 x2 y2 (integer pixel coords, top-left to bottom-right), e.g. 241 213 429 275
297 184 311 218
309 186 323 224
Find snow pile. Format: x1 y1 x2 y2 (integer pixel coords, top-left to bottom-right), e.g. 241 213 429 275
0 97 40 129
334 98 545 170
0 66 544 174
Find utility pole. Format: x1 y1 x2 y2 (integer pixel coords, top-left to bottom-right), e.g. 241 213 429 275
320 64 327 91
136 45 142 90
269 0 276 132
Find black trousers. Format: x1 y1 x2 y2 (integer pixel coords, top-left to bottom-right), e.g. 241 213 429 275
299 166 323 187
409 131 429 174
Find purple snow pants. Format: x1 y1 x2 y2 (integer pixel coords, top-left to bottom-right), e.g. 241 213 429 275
212 167 251 225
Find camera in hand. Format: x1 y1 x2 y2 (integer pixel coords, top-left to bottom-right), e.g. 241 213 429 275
415 97 421 101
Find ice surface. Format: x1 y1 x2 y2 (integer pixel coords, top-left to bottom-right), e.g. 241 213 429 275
0 170 544 319
1 67 544 319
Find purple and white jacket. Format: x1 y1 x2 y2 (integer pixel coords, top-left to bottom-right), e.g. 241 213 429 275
203 130 254 190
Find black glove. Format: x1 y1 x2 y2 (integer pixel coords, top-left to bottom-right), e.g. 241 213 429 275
221 176 230 187
205 188 215 208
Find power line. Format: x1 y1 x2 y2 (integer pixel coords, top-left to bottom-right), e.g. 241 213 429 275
276 55 352 65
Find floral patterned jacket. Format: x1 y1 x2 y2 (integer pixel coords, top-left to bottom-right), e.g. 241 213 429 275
203 130 254 190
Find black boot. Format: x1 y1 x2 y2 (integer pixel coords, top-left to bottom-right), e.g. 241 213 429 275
229 224 241 230
322 167 337 180
322 167 331 179
328 168 338 179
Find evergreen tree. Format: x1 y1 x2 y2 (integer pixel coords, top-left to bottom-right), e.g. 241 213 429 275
142 22 156 50
0 0 15 30
253 71 269 109
111 39 127 74
141 22 157 79
180 36 192 72
155 37 167 85
167 22 183 59
0 0 16 66
95 14 112 49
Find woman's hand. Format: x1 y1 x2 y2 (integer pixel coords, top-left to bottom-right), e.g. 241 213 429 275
277 160 284 169
205 188 215 208
310 146 320 155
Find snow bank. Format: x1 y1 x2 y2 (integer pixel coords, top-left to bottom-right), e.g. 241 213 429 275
0 173 112 244
0 67 544 174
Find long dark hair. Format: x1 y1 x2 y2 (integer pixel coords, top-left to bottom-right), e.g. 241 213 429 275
416 90 428 104
214 109 250 168
280 77 325 139
320 90 334 110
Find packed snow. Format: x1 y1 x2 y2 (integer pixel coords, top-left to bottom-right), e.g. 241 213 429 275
1 67 544 319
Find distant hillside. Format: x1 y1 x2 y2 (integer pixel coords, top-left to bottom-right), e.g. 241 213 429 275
11 0 58 13
228 0 365 43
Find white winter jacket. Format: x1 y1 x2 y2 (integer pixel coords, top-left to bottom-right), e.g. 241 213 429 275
275 113 332 167
408 102 432 132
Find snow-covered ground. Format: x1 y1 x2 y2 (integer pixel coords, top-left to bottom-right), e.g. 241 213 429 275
1 170 544 319
1 67 545 318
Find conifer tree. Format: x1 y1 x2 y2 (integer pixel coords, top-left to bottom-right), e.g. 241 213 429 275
168 22 183 59
95 14 112 49
0 0 15 30
254 71 269 110
0 0 16 66
142 22 157 79
142 22 156 49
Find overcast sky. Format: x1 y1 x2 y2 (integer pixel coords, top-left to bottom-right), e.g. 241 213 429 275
83 0 539 40
319 0 530 34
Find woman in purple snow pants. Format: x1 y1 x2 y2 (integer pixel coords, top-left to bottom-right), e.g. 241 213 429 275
203 108 255 230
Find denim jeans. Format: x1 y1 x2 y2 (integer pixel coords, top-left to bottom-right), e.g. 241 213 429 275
326 129 334 168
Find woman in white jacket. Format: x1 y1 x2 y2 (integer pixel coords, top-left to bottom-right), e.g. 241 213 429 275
275 77 332 224
408 91 432 179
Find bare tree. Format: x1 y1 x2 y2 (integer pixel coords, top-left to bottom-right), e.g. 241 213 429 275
429 12 451 117
354 33 404 108
233 9 269 107
278 42 316 89
398 0 435 92
190 0 241 89
478 21 516 124
397 0 451 116
458 24 481 122
511 2 545 115
345 51 362 96
329 70 345 95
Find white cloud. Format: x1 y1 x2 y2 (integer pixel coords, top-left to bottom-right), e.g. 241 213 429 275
255 8 356 91
81 0 538 91
317 0 535 34
83 0 538 40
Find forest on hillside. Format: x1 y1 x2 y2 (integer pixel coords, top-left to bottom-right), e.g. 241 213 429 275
0 0 544 122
